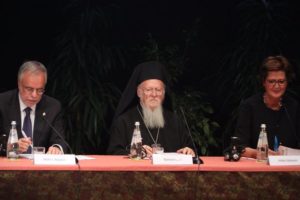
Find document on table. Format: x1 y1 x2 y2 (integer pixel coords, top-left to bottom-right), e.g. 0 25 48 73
19 154 33 159
19 154 96 160
278 145 300 155
75 155 96 160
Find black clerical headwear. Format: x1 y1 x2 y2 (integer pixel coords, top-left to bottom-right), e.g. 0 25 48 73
113 61 172 121
137 61 168 84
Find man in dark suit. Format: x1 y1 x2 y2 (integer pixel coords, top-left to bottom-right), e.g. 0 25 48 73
0 60 67 154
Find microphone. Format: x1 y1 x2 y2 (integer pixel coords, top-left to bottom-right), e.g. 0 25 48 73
179 107 204 164
42 112 78 163
282 103 300 148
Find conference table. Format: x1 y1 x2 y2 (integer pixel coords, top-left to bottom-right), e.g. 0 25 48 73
0 155 299 200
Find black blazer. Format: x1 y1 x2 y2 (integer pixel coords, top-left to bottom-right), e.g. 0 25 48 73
0 89 67 152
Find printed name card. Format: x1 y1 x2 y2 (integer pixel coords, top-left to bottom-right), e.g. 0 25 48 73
152 153 193 165
268 155 300 166
33 154 76 165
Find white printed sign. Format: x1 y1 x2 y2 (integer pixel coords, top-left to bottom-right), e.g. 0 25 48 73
152 153 193 165
268 155 300 166
33 154 76 165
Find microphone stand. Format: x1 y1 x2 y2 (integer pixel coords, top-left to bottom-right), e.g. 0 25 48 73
42 112 78 164
180 107 204 164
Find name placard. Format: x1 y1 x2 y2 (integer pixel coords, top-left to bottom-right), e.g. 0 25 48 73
268 155 300 166
33 154 76 165
152 153 193 165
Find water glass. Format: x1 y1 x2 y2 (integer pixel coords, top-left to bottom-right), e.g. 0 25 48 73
152 144 164 154
33 147 45 154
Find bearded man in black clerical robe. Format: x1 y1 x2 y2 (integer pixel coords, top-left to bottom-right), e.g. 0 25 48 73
107 61 195 157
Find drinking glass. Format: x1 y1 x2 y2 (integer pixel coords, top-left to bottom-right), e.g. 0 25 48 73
151 144 164 154
33 147 45 154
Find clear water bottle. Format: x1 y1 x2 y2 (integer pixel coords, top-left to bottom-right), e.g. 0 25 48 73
129 121 143 160
7 121 19 159
257 124 268 162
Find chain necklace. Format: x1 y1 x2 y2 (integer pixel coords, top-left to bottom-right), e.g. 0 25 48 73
137 105 160 145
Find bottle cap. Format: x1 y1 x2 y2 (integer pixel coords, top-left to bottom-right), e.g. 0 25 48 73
135 121 140 126
11 121 16 125
261 124 266 128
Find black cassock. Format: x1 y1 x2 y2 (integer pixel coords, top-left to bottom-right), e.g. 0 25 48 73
107 105 193 155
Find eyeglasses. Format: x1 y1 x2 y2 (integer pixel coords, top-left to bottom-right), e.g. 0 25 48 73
266 79 287 87
142 88 164 95
24 87 45 95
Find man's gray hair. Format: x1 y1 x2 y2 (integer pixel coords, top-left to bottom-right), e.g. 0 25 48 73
18 61 48 84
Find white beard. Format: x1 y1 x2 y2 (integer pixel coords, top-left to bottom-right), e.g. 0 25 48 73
141 105 165 129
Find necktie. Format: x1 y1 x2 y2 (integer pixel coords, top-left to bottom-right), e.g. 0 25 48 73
23 107 32 153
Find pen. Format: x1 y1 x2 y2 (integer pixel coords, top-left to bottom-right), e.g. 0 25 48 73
274 136 279 152
21 130 33 149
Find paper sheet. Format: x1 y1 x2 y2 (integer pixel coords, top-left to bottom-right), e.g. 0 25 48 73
19 154 96 161
278 145 300 155
19 154 33 160
75 155 96 160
